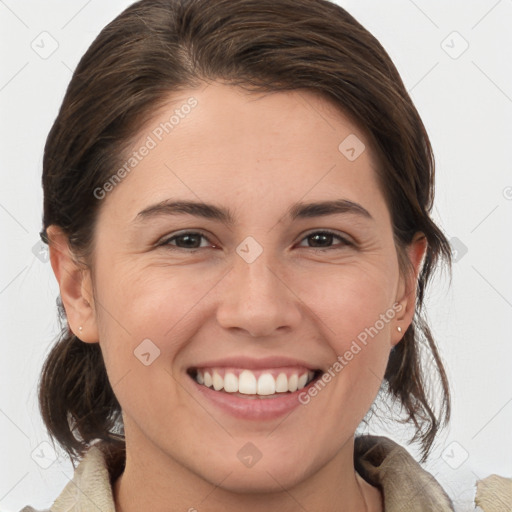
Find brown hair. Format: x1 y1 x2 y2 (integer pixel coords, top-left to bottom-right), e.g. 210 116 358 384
39 0 451 466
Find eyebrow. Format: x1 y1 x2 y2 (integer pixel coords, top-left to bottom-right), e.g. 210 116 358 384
133 198 373 225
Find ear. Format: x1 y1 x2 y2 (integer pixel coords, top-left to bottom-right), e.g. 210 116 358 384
46 225 99 344
391 232 427 347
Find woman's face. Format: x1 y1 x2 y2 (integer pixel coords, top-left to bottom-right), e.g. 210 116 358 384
70 82 423 492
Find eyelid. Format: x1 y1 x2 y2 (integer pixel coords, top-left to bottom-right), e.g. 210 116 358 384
158 228 354 251
296 229 354 248
157 230 215 249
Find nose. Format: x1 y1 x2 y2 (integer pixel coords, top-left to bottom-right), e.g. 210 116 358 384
215 249 303 338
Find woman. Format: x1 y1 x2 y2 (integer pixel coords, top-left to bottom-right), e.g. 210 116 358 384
21 0 491 510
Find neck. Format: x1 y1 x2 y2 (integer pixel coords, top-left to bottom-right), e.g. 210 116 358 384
113 426 381 512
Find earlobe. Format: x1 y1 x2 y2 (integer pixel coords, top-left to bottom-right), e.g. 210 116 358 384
392 233 428 346
46 225 99 344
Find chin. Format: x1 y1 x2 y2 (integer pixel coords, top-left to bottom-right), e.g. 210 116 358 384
193 449 316 494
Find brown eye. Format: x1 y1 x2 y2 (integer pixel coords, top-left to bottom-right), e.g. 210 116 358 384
297 231 352 250
160 232 214 250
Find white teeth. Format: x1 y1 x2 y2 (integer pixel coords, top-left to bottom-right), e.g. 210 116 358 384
298 373 308 390
257 373 276 395
224 372 238 392
288 374 298 392
212 371 223 391
275 373 288 393
194 368 316 396
239 370 257 394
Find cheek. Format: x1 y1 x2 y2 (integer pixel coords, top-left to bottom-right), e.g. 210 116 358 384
93 266 173 367
93 269 192 431
298 259 399 402
93 261 227 387
300 261 399 341
96 260 204 335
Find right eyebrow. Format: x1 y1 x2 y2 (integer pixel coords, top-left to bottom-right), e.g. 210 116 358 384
133 200 235 225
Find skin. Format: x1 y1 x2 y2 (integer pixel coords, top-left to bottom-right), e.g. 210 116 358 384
48 81 426 512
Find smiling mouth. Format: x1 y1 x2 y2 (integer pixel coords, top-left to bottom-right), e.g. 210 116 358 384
187 367 322 398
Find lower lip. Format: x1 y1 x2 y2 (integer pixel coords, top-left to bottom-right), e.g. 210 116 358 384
190 375 319 421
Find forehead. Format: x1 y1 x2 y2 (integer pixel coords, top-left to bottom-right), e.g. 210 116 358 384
145 83 373 161
100 82 385 224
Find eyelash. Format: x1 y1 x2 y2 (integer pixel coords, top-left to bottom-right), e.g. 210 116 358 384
158 230 354 252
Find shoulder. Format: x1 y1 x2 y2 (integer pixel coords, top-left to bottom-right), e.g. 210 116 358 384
19 441 123 512
475 473 512 512
354 434 455 511
355 435 512 511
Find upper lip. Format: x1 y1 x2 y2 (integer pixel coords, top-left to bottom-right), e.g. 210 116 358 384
188 356 320 371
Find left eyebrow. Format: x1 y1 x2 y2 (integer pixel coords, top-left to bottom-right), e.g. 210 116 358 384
133 198 373 225
288 199 373 221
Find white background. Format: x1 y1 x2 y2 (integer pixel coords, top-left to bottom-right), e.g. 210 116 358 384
1 1 511 511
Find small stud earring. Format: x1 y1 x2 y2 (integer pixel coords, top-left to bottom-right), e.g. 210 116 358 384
397 326 402 333
78 326 83 332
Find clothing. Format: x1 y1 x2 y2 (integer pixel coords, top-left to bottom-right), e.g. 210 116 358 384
19 434 504 511
475 474 512 512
